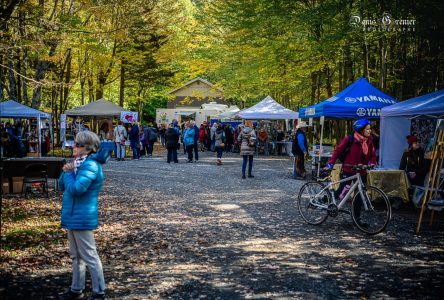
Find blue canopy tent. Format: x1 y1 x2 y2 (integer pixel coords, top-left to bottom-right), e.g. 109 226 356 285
380 89 444 169
298 77 398 176
299 77 398 119
0 100 53 157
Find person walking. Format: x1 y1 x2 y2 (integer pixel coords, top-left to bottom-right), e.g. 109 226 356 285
146 125 157 157
183 122 196 163
214 124 226 165
128 120 140 160
291 121 310 179
113 121 127 161
210 122 218 152
58 131 109 300
238 120 256 179
165 123 179 163
325 119 377 225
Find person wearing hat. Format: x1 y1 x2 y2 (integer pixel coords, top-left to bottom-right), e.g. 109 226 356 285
291 121 310 179
399 135 427 186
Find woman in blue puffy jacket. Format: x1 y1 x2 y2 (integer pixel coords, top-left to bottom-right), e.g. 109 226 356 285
58 131 109 300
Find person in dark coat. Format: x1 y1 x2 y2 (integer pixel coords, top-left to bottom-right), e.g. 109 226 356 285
400 136 428 186
1 132 26 158
193 122 199 161
128 120 140 160
165 124 179 163
291 122 309 178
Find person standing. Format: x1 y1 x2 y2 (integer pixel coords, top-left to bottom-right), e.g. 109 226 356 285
210 122 218 152
192 121 199 161
58 131 109 300
183 122 195 163
198 123 207 151
147 125 157 157
291 122 309 179
113 121 127 161
128 120 140 160
238 120 256 179
165 123 179 163
214 125 226 165
159 124 166 147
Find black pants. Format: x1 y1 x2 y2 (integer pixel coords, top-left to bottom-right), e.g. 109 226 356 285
335 172 366 218
186 145 194 161
295 154 306 176
242 155 254 176
167 147 178 163
193 142 199 160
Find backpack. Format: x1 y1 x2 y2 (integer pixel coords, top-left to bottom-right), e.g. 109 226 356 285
337 134 354 163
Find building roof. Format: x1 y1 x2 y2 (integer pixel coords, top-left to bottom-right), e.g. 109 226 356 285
167 77 223 95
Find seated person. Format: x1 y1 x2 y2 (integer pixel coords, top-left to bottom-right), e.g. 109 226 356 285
1 132 26 158
399 136 427 186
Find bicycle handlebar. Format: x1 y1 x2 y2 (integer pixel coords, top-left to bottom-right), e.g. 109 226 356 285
343 164 376 171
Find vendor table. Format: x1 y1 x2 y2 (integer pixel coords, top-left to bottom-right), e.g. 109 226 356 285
2 157 66 193
367 169 410 203
309 151 333 177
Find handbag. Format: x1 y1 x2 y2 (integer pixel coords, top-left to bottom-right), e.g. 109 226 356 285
219 143 225 148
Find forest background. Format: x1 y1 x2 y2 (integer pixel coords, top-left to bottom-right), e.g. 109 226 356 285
0 0 443 143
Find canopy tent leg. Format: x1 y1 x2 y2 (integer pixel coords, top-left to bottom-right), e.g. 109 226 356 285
38 115 42 157
317 117 325 178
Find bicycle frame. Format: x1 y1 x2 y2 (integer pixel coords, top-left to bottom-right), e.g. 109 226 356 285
311 173 370 210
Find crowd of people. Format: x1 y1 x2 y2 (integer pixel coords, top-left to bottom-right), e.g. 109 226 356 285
0 120 51 158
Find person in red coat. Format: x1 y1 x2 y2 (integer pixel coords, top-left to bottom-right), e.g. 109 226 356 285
325 119 377 224
198 123 207 151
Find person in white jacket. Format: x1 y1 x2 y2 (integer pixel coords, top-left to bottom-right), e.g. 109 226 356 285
113 121 128 161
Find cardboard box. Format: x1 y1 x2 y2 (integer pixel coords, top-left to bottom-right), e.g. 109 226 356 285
12 177 24 194
2 178 9 194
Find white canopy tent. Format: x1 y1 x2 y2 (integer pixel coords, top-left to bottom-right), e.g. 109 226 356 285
380 89 444 169
218 105 240 119
0 100 53 156
238 96 299 120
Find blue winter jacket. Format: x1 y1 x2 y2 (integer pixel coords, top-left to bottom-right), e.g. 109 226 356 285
59 147 110 230
183 128 195 146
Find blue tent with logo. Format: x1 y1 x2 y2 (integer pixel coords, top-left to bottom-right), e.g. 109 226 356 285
299 77 398 119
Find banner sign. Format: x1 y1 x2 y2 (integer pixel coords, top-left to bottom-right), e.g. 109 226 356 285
120 111 138 123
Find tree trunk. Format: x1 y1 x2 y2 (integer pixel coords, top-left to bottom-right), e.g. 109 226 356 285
22 49 29 105
362 41 369 79
325 66 332 97
339 59 343 90
31 41 58 108
343 44 354 86
378 38 387 90
7 48 17 100
311 72 317 104
88 68 94 102
96 71 105 99
0 54 3 100
16 49 22 103
119 59 125 107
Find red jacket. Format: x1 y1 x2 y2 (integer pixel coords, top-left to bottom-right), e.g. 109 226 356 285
198 126 207 142
329 135 377 175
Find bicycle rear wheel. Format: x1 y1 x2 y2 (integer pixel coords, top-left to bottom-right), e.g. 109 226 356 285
351 185 391 235
297 182 331 225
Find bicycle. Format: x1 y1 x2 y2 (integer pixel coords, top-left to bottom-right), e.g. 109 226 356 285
297 164 392 235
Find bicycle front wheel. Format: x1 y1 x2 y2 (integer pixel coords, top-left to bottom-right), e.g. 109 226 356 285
297 182 331 225
351 185 391 235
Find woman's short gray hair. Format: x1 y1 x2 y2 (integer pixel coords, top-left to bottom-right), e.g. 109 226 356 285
76 131 101 153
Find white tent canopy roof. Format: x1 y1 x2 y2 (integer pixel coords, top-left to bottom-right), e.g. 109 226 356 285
0 100 51 118
238 96 298 120
218 105 240 119
65 98 125 117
